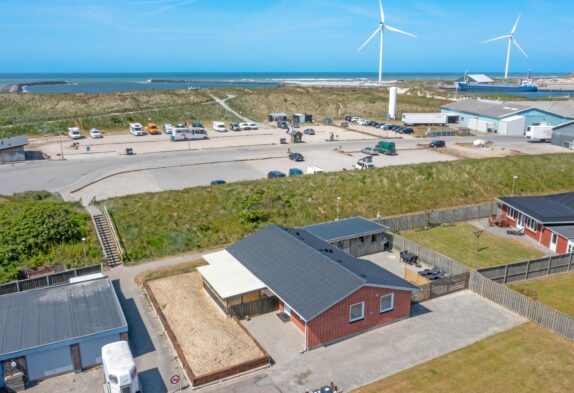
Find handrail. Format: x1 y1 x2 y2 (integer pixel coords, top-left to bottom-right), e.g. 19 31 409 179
103 205 125 259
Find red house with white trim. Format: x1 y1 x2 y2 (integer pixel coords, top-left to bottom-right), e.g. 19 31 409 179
200 223 418 350
498 192 574 254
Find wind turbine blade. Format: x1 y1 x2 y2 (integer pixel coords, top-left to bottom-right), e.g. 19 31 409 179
482 35 511 43
357 26 382 51
512 38 528 58
385 25 417 38
378 0 385 23
511 13 521 34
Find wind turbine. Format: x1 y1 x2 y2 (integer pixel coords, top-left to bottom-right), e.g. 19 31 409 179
357 0 416 83
482 14 528 80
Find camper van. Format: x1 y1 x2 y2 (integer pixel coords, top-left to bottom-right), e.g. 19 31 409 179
129 123 144 136
68 127 82 139
170 124 208 141
212 122 227 132
102 341 141 393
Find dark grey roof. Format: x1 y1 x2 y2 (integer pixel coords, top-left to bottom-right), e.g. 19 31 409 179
227 225 416 321
547 225 574 240
0 135 28 151
442 100 531 119
0 277 127 357
302 217 389 242
499 192 574 224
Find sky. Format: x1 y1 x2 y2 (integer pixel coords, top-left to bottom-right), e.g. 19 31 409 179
0 0 572 74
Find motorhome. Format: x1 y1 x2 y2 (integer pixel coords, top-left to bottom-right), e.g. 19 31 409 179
212 121 227 132
68 127 82 139
101 341 141 393
129 123 144 136
170 124 208 141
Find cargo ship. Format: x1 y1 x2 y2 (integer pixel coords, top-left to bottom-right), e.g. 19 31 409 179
457 73 538 92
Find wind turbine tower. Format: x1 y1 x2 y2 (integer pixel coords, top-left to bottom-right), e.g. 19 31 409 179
357 0 416 83
482 14 528 80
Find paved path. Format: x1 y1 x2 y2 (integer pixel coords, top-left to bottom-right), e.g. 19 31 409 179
208 94 254 123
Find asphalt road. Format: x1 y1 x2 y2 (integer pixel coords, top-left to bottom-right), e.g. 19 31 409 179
0 135 522 201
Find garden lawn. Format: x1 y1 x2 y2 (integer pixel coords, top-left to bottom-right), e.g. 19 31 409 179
509 272 574 317
400 223 544 269
352 323 574 393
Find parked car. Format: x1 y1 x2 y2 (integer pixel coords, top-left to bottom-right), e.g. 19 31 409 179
361 147 379 155
210 179 226 185
429 139 446 148
355 156 375 170
377 123 387 129
248 122 258 130
268 171 286 179
293 123 300 129
163 123 174 134
230 123 241 131
397 127 414 134
212 121 227 132
376 140 397 155
304 128 315 135
289 168 303 176
344 116 354 122
382 124 395 130
277 121 289 129
68 127 82 139
288 152 304 162
89 128 103 138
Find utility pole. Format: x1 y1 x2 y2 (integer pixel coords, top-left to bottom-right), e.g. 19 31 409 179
59 132 65 160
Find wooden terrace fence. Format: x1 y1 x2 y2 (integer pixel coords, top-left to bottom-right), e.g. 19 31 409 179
469 270 574 340
411 272 470 303
0 264 103 296
477 253 574 284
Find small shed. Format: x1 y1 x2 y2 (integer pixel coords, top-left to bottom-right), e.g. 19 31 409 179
0 135 28 163
293 113 313 123
268 113 288 122
303 217 390 257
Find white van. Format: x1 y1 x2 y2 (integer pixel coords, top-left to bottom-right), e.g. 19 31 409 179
239 122 251 130
170 124 208 141
129 123 144 136
212 122 227 132
248 122 258 130
68 127 82 139
102 341 141 393
306 166 324 174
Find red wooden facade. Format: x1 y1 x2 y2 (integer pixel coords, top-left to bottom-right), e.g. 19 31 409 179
280 286 411 349
500 204 570 254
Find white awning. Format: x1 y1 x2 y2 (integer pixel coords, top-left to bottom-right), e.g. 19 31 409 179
198 250 266 299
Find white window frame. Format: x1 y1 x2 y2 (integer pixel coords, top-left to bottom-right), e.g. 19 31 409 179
380 293 395 313
349 302 365 323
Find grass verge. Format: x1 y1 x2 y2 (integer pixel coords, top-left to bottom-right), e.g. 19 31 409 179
351 323 574 393
101 154 574 263
399 223 545 269
509 272 574 317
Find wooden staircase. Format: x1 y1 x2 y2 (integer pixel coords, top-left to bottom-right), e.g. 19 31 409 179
89 206 123 267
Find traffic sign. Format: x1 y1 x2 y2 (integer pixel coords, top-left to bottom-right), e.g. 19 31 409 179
170 375 180 385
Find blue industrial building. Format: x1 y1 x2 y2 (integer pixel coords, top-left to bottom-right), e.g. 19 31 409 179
441 99 574 135
0 276 128 390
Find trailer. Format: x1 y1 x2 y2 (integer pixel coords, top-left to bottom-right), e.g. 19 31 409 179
526 125 553 142
101 341 141 393
401 113 448 126
498 115 525 136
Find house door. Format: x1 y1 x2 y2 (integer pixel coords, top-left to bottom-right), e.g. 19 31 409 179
550 232 558 252
517 213 525 230
567 241 574 254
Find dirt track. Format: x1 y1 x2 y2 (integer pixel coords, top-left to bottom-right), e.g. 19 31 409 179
147 272 264 376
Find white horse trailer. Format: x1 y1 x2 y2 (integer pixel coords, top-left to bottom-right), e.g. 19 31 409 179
102 341 141 393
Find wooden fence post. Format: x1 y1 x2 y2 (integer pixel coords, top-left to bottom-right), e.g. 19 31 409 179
525 260 531 280
546 257 553 277
568 253 573 272
503 264 509 284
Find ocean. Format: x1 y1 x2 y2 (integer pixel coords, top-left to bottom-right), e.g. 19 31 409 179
0 72 569 95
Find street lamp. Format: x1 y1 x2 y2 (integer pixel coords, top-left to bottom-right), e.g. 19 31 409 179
336 197 341 221
81 237 87 266
58 131 65 160
511 176 518 197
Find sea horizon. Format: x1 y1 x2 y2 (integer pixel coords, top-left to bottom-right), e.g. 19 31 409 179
0 71 570 94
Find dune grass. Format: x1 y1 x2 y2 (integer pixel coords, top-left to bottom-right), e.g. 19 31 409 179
400 223 545 269
351 323 574 393
509 272 574 317
101 154 574 262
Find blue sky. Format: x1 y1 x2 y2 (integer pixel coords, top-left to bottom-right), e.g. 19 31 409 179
0 0 572 73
